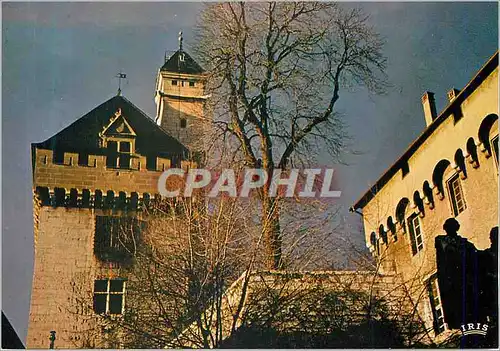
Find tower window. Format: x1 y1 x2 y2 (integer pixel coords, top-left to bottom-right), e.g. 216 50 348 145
447 174 466 216
171 80 178 86
93 279 126 315
189 81 195 87
427 275 446 334
180 118 187 128
94 216 145 262
408 213 423 255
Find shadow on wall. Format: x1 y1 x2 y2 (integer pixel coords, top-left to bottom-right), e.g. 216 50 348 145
435 219 498 348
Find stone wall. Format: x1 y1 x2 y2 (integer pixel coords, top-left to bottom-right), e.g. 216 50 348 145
360 63 499 337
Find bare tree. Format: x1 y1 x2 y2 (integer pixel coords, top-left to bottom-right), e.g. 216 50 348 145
194 2 387 268
66 194 462 348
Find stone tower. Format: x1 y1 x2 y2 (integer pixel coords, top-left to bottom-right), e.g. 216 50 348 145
26 95 192 348
154 33 208 153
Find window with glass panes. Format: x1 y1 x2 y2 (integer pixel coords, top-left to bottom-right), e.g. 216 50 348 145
428 276 446 334
93 279 126 315
408 213 423 255
447 174 466 216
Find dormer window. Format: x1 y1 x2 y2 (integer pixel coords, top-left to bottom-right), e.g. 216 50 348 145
100 109 137 169
179 53 185 62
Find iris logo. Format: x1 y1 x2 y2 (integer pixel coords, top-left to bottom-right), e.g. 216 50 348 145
460 323 488 336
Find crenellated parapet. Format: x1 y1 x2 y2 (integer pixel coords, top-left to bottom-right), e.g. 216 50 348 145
33 148 193 206
34 186 170 211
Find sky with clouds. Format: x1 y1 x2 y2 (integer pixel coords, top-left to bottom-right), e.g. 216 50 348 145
2 2 498 342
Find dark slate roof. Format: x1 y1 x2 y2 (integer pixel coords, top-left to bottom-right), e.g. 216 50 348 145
33 95 189 158
160 50 204 75
2 312 25 349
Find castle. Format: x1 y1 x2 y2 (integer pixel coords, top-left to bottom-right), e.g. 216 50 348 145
351 52 499 342
27 39 499 347
26 42 206 348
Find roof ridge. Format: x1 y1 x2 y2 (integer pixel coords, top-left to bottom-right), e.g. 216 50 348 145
118 95 187 148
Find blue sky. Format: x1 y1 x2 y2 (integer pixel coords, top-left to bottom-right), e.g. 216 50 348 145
2 2 498 342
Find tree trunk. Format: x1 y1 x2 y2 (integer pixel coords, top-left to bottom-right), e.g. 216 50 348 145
261 195 282 270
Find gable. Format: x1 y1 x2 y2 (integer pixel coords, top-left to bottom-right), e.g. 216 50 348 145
100 108 136 137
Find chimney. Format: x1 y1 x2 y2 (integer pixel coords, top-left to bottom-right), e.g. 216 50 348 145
447 88 460 102
422 91 437 127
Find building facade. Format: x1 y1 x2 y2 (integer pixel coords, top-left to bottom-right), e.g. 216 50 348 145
26 47 203 348
351 52 499 341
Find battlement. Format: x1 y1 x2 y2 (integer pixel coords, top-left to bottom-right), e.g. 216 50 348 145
33 148 193 198
34 186 171 211
34 148 181 171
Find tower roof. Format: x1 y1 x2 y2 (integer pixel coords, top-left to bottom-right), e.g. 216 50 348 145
160 50 205 75
33 95 189 158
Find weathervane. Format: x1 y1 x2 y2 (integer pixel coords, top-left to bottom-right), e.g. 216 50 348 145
115 71 127 96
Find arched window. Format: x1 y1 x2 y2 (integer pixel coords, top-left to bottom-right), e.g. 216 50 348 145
454 149 467 178
432 159 451 198
478 114 498 155
423 181 434 209
395 198 410 233
466 137 480 168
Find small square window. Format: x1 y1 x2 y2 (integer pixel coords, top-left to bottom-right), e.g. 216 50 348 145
93 279 126 315
189 81 195 87
171 80 178 86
